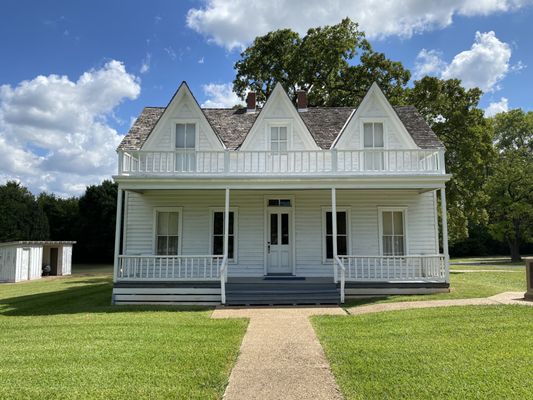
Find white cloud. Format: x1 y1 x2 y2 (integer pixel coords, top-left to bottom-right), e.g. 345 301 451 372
198 57 205 64
414 49 447 78
442 31 511 91
0 60 140 196
186 0 533 50
485 97 509 116
414 31 513 92
201 83 243 108
140 53 151 74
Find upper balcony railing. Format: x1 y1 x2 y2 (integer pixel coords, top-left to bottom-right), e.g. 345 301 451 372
118 148 445 177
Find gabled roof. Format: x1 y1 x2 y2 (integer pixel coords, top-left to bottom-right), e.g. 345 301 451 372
117 84 443 151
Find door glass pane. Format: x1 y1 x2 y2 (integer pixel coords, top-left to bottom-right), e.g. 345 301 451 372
185 124 196 148
393 211 404 235
281 213 289 245
363 123 373 147
374 123 384 147
268 199 279 206
176 124 186 148
270 214 278 245
382 212 393 235
279 199 291 207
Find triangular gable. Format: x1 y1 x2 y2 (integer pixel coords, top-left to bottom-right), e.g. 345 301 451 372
239 83 320 151
142 81 225 150
332 82 418 149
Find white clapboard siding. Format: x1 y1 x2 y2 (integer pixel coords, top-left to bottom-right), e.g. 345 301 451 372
0 246 16 282
124 189 438 278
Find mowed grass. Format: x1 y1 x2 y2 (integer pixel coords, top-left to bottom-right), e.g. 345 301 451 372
345 268 526 307
314 305 533 399
0 272 247 400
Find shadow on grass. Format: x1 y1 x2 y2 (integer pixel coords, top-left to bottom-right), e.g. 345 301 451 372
0 276 213 317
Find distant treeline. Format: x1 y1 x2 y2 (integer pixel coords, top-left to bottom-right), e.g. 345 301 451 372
0 180 117 263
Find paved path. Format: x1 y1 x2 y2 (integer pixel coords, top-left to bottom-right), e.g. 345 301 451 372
347 292 533 315
212 306 346 400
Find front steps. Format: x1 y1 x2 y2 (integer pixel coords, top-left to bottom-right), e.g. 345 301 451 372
112 281 221 305
225 278 340 306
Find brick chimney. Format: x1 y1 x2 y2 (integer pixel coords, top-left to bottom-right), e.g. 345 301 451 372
246 92 256 113
297 90 308 112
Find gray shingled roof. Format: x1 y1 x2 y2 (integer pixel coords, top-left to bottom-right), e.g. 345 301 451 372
118 104 442 151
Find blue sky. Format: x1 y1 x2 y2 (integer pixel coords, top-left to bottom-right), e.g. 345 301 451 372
0 0 532 196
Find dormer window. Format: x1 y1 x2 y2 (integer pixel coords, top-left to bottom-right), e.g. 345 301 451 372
363 122 384 170
270 126 288 152
176 123 196 150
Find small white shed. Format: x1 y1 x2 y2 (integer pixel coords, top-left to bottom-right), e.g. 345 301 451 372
0 241 76 283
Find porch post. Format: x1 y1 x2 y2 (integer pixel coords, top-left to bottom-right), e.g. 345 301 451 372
440 187 450 283
223 188 230 263
331 187 338 282
113 188 124 284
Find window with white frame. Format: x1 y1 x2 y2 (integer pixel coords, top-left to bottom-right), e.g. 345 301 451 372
363 122 384 170
155 211 180 255
270 126 288 151
211 210 236 260
175 123 196 149
323 210 349 260
381 209 406 256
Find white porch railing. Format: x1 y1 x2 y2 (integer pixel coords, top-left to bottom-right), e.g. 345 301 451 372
117 255 223 281
339 255 447 281
118 149 445 176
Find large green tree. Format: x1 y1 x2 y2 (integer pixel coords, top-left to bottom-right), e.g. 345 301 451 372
0 181 49 241
233 18 410 106
403 77 495 243
485 109 533 261
37 192 79 241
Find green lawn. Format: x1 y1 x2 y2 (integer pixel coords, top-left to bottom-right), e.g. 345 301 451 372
345 269 526 307
0 273 247 399
314 305 533 399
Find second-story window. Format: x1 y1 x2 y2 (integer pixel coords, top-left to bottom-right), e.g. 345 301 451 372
270 126 288 152
363 122 384 170
176 123 196 150
175 123 196 171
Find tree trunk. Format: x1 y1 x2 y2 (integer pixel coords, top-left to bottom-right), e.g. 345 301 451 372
509 219 522 262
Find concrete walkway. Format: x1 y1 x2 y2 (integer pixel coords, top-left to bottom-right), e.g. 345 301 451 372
212 306 346 400
346 292 533 315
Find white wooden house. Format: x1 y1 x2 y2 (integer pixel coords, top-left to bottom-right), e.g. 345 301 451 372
112 82 451 305
0 241 75 283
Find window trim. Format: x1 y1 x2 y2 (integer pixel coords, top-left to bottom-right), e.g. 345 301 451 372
266 119 292 151
209 207 238 263
377 206 408 256
359 118 387 149
152 207 183 255
172 119 199 151
321 206 352 263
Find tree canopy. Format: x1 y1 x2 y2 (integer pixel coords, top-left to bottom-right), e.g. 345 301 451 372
233 18 410 106
485 110 533 261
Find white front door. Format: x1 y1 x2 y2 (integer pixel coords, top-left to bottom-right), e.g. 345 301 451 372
21 248 30 280
267 209 292 274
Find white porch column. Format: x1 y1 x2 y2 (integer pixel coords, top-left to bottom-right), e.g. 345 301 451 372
331 187 338 282
440 187 450 283
223 188 230 262
113 188 124 283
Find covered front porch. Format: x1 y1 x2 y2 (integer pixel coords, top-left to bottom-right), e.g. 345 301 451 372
112 183 450 304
